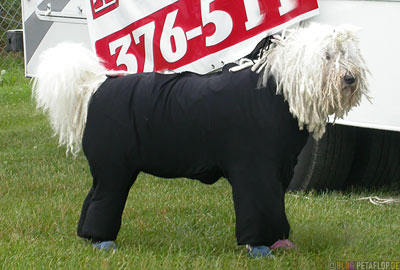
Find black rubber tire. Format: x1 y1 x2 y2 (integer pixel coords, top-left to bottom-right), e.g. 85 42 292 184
288 124 357 191
345 128 400 188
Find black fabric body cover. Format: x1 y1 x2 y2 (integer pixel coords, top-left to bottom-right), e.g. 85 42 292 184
77 64 309 246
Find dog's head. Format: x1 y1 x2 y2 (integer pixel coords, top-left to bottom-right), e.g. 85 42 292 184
254 23 370 139
318 24 370 117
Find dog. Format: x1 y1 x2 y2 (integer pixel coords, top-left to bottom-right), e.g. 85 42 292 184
32 22 369 256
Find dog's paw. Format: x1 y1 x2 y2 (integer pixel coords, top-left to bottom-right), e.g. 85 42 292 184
246 245 274 258
92 241 117 251
270 239 295 250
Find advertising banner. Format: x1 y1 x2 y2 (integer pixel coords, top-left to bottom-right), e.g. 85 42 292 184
86 0 319 73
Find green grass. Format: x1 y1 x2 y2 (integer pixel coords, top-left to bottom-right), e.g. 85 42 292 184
1 63 399 269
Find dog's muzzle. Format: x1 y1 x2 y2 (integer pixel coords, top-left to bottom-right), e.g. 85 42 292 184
344 73 356 85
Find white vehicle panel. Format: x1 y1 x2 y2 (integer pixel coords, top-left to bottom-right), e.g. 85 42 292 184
22 0 90 77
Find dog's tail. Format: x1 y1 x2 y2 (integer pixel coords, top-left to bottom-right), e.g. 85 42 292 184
32 43 107 156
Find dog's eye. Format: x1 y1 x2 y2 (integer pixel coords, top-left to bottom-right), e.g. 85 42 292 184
325 53 331 60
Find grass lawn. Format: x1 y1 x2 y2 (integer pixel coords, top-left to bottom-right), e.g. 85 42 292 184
0 63 399 269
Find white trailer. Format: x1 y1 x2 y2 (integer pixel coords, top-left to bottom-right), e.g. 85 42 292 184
20 0 400 190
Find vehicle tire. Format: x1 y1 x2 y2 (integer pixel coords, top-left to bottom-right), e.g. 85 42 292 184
288 124 357 191
345 128 400 188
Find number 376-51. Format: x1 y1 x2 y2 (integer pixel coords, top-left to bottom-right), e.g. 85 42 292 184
96 0 302 73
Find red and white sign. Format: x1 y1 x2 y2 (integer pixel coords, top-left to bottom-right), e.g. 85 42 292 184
86 0 318 74
90 0 119 19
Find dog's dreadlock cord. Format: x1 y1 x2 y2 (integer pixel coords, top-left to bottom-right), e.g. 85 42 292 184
229 35 276 75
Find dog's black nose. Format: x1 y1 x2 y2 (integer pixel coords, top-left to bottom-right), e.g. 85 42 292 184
344 73 356 85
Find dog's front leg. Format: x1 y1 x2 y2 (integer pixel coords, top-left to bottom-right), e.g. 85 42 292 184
227 161 290 250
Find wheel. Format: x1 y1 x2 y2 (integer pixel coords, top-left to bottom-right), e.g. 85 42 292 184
288 124 357 191
345 128 400 188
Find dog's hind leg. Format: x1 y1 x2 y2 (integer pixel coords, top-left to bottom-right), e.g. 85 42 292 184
227 160 290 248
77 186 94 238
77 162 138 244
77 112 139 246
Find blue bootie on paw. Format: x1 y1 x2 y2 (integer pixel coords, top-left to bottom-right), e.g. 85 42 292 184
246 245 273 258
92 241 117 251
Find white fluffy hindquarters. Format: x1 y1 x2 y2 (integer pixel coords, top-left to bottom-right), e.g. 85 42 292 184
32 43 107 155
